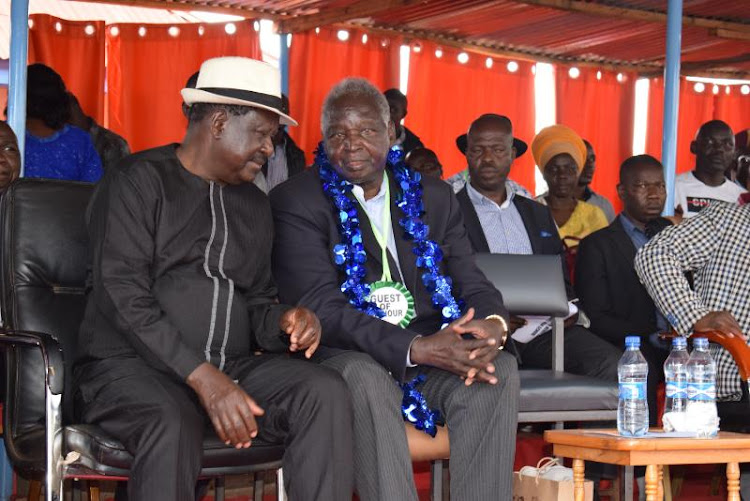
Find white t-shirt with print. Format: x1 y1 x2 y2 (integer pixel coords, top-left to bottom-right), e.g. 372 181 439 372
674 171 747 218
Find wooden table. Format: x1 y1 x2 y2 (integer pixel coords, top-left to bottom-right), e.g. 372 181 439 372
544 429 750 501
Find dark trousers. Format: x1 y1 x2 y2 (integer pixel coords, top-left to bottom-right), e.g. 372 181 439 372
517 325 621 381
74 355 353 501
320 350 519 501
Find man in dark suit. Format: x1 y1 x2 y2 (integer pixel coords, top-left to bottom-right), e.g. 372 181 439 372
456 114 619 380
271 79 519 501
576 154 672 424
384 88 424 155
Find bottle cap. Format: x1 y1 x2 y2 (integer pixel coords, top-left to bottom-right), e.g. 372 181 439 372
625 335 640 348
693 337 709 349
672 337 687 348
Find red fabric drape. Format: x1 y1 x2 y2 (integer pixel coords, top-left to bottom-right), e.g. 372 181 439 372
28 14 106 124
714 87 750 136
288 27 400 163
555 68 636 212
106 21 261 153
405 42 536 192
645 79 750 173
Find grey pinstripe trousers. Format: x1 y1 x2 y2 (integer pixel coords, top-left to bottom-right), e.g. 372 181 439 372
322 350 519 501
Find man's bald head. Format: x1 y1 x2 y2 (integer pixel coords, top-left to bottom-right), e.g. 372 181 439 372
696 120 733 141
467 114 513 140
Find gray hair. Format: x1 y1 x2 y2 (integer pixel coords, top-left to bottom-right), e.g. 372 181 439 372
321 78 391 135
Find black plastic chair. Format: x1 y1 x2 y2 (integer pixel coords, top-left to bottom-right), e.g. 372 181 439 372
0 179 285 501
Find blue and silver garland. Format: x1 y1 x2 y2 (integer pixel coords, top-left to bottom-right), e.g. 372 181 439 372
316 143 464 436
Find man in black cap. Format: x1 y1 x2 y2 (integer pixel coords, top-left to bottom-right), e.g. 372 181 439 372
446 130 532 198
456 114 620 380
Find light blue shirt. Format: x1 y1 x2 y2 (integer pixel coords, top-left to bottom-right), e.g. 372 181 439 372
467 182 533 255
619 213 649 250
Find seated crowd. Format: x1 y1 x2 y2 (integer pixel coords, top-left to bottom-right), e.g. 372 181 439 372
1 56 749 501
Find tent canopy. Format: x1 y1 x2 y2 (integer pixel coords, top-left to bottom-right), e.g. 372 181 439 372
75 0 750 79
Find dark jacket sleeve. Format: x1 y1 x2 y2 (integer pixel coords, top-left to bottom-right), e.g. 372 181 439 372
271 185 419 381
247 301 292 353
87 168 204 379
575 233 652 343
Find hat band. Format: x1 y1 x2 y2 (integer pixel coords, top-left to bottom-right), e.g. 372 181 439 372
198 87 283 111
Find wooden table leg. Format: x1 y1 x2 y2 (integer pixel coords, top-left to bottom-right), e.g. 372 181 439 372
657 465 664 501
645 465 658 501
727 462 741 501
572 459 585 501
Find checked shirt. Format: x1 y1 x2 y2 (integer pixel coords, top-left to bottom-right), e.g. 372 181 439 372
635 202 750 401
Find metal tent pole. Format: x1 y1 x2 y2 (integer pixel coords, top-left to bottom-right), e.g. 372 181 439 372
661 0 683 217
279 33 289 96
8 0 30 176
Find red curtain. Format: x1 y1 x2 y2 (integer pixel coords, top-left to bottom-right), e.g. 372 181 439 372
28 14 106 124
714 86 750 135
106 21 261 153
555 68 636 212
405 41 536 192
288 27 400 163
644 78 746 174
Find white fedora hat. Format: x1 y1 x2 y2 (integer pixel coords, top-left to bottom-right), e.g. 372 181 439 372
181 57 297 126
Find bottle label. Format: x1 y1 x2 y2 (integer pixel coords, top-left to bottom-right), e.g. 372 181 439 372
665 380 687 399
619 382 646 400
687 382 716 401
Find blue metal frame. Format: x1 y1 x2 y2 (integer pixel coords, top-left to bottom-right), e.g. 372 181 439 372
661 0 683 217
8 0 30 177
279 33 289 96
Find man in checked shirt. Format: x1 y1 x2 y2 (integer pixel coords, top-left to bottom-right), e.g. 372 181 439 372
635 200 750 498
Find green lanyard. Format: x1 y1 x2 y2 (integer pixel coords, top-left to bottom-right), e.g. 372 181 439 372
357 173 392 282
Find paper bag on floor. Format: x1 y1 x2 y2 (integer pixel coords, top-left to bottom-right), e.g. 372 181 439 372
512 457 593 501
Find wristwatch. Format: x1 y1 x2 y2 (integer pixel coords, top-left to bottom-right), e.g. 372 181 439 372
485 314 509 350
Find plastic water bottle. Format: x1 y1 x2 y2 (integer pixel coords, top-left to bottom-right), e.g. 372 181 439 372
617 336 649 437
686 338 719 437
664 337 690 414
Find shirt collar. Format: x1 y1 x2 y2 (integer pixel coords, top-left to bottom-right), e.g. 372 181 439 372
467 181 515 210
351 172 388 205
619 213 647 237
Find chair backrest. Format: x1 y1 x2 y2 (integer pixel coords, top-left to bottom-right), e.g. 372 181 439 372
1 179 93 444
474 253 569 317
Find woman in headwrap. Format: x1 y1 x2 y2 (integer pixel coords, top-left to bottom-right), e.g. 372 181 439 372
532 125 608 247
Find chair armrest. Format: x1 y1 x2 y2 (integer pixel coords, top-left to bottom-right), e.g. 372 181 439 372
692 330 750 382
0 328 64 394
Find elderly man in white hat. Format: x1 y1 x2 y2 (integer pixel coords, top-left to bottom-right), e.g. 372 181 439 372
74 57 354 500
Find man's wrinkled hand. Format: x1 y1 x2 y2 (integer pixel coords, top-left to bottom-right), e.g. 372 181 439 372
694 311 747 340
280 307 322 358
187 363 264 449
409 308 500 385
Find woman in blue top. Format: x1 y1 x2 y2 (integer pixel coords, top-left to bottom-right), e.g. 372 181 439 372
24 64 102 183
